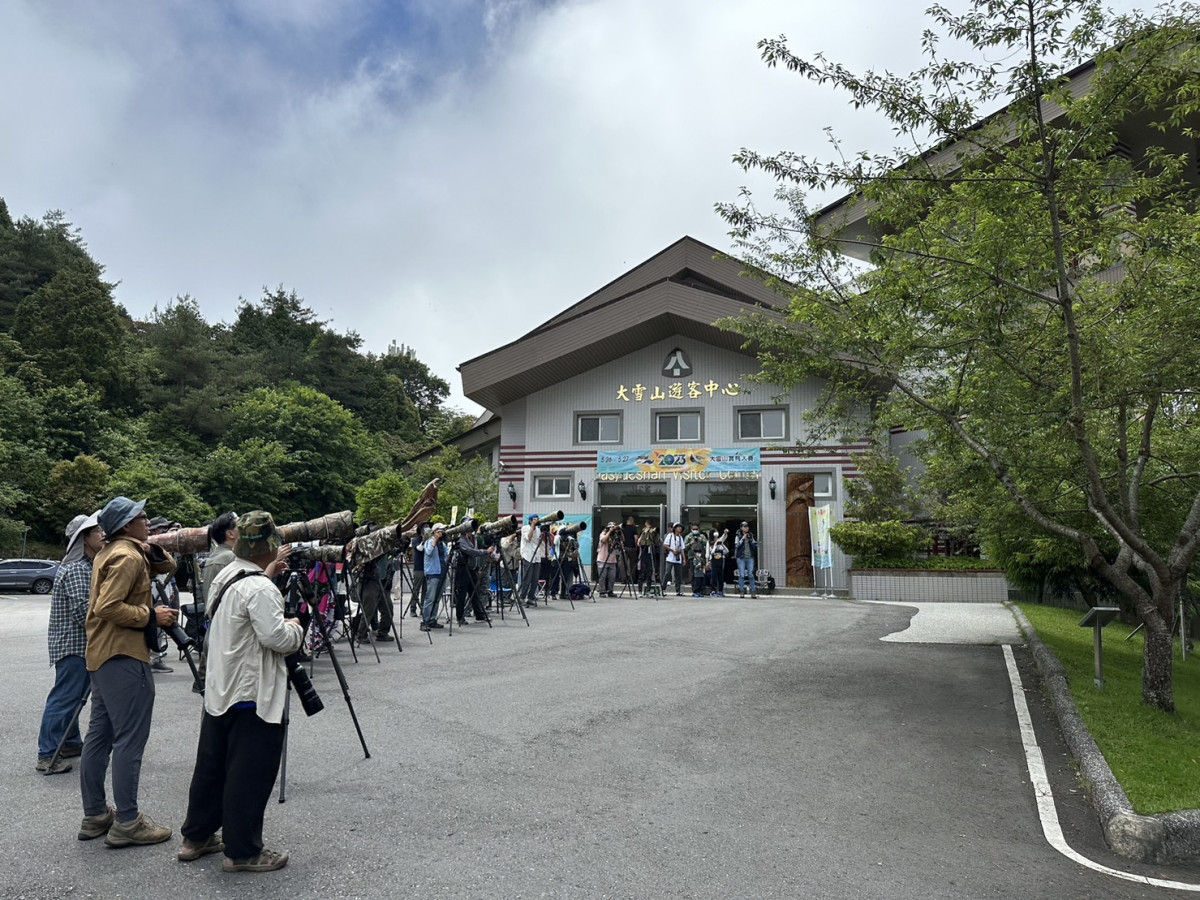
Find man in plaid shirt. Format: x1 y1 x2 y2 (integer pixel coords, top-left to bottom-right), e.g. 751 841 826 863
36 510 103 775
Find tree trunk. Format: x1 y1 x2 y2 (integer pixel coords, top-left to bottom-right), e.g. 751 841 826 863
1141 601 1176 713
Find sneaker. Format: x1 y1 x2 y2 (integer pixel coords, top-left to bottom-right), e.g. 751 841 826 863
178 832 224 861
419 623 431 632
428 621 444 629
374 632 394 642
150 660 173 674
104 812 172 847
36 756 73 775
78 807 116 840
223 847 289 873
456 619 468 626
61 742 84 759
692 592 702 597
750 592 757 599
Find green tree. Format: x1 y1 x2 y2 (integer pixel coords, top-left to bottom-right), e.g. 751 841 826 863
355 471 418 526
406 446 498 524
222 384 385 522
107 457 214 525
201 439 295 515
0 205 100 331
12 262 132 403
138 296 236 440
719 1 1200 711
42 454 111 531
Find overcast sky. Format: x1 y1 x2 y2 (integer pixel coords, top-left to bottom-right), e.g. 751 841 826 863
0 0 1135 415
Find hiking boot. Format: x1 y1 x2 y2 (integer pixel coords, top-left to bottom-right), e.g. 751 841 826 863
223 847 289 873
36 755 73 775
150 659 173 674
78 807 116 841
419 623 431 632
178 832 224 861
60 742 84 758
374 632 394 642
104 812 172 847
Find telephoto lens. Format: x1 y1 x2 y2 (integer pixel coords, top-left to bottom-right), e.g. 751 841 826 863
164 623 196 651
285 656 324 716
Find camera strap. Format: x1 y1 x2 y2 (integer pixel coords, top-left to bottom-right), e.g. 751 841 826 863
208 570 269 622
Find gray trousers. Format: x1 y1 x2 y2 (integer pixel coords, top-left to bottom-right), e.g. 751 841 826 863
519 560 540 600
80 656 155 822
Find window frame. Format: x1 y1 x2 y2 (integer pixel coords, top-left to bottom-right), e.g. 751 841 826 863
735 405 788 442
654 408 703 443
533 475 574 499
574 410 623 445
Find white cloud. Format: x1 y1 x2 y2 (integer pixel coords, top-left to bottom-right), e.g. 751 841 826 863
0 0 1044 413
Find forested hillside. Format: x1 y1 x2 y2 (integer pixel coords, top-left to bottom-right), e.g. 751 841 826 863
0 197 483 552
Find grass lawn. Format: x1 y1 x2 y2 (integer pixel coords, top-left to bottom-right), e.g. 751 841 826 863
1017 602 1200 815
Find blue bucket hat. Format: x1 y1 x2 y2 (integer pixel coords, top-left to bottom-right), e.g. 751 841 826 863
98 496 147 537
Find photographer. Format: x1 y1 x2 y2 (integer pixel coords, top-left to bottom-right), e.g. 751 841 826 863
420 523 448 630
178 511 303 874
518 514 542 605
201 511 239 601
596 523 619 598
78 497 178 847
452 528 491 625
36 510 103 775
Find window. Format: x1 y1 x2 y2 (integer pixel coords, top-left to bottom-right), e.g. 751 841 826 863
814 473 834 498
738 408 786 440
534 476 573 499
655 411 701 442
577 412 621 444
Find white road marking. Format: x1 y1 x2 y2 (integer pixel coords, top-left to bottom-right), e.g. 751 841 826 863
1002 644 1200 892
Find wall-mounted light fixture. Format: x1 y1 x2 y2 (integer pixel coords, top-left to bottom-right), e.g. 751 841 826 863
578 480 587 502
507 483 517 506
768 477 778 500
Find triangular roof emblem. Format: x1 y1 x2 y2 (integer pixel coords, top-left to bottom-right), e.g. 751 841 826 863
662 347 692 378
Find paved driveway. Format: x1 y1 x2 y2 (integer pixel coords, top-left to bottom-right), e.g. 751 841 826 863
2 591 1197 899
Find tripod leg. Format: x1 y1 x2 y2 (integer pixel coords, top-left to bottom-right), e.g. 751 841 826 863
310 612 371 759
278 686 291 803
348 575 382 663
45 685 90 775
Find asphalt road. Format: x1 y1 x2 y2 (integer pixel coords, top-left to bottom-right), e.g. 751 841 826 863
2 589 1198 899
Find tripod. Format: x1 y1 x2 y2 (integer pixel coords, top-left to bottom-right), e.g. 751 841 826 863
491 550 531 626
592 528 628 599
638 533 663 599
347 560 402 658
541 535 577 610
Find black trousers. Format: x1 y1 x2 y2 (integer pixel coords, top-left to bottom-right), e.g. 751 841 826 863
358 578 393 635
182 707 285 860
453 566 489 620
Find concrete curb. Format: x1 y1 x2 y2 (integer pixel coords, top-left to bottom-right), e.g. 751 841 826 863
1008 603 1200 864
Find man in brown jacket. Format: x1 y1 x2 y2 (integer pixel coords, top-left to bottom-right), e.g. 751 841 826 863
77 496 180 847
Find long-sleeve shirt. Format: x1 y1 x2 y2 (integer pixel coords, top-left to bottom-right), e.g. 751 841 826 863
86 536 177 672
48 557 93 665
205 558 303 723
423 537 447 575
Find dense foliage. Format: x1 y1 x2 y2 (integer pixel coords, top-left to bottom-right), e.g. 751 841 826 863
0 198 481 550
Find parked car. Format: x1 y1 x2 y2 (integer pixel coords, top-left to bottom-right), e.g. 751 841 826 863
0 558 60 594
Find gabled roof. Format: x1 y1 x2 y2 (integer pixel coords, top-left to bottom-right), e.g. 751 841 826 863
458 236 786 410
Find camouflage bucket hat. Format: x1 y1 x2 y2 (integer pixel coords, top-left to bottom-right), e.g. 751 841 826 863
234 510 282 559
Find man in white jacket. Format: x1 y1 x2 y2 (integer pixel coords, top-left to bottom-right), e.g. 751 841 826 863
177 511 302 874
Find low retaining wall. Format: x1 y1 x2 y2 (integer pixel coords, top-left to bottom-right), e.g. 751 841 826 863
849 568 1009 603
